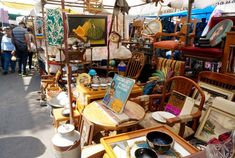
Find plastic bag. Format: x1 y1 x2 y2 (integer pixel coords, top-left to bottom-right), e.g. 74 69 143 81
205 130 235 158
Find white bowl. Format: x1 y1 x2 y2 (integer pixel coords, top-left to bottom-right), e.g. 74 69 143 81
91 84 99 90
100 84 107 90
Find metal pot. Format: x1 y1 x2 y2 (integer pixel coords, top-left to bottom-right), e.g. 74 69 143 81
52 124 81 158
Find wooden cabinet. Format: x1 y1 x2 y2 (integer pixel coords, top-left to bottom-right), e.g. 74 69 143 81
221 31 235 75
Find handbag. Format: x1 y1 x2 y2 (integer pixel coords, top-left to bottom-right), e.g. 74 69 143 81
30 42 37 52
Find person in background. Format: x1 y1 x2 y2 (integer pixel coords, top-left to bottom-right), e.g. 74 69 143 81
0 27 4 71
1 27 16 75
12 21 31 76
27 27 36 71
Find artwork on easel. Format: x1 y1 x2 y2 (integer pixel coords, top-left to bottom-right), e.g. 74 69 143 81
102 74 135 114
79 116 94 147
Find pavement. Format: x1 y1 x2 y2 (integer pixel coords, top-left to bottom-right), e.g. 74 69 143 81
0 70 55 158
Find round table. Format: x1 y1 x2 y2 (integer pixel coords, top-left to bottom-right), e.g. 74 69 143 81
83 100 145 131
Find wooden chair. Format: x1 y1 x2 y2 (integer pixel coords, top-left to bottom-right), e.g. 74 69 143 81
135 58 185 111
131 76 205 138
198 71 235 101
153 17 197 59
40 70 62 100
181 17 235 73
125 52 145 80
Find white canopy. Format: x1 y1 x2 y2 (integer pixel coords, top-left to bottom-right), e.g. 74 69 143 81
1 0 233 16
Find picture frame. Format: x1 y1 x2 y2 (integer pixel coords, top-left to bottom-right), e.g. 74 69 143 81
195 106 235 142
79 116 94 147
67 14 107 47
193 82 234 110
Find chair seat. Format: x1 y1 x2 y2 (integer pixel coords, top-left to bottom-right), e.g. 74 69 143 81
181 46 223 60
153 40 184 50
139 112 194 138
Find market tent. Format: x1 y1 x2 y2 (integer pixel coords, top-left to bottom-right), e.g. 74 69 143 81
1 0 234 17
160 6 215 20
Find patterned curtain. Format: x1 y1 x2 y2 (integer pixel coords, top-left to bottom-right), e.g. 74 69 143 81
46 8 64 46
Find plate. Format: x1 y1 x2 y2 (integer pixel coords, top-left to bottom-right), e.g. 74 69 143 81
151 111 175 123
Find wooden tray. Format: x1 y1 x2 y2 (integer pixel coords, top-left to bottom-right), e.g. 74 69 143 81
101 125 198 158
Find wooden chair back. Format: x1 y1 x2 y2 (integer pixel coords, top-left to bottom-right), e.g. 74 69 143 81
126 52 145 80
159 76 205 133
175 17 197 45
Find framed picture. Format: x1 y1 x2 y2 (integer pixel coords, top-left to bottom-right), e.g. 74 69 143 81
67 14 107 47
195 106 235 142
79 116 94 147
193 82 234 109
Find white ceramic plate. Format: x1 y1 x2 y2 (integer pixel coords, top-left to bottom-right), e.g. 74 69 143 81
151 111 175 123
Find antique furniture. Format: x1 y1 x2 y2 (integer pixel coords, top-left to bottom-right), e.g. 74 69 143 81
155 57 185 76
76 84 142 112
181 17 235 73
52 108 81 128
221 32 235 74
125 52 145 80
134 58 185 111
40 70 62 100
100 125 199 158
132 76 205 138
153 17 197 59
198 71 235 101
82 101 145 136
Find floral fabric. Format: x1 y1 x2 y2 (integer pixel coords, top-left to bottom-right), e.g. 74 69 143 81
46 9 64 46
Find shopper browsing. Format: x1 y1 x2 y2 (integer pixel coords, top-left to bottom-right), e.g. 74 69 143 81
1 27 16 74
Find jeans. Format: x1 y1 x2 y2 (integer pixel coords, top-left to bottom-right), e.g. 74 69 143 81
3 51 16 72
1 53 5 69
28 52 33 69
17 49 28 73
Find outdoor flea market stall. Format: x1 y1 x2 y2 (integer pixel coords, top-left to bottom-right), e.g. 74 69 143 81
1 0 235 158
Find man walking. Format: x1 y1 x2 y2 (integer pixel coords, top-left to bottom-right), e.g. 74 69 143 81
0 27 4 70
12 21 31 76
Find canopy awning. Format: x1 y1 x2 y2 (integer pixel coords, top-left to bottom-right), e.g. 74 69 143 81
160 6 215 20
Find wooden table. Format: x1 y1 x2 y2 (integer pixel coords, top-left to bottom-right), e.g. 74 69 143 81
83 101 145 132
76 84 142 112
101 125 199 158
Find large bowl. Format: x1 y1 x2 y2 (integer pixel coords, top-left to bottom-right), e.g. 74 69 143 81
146 131 173 154
135 148 158 158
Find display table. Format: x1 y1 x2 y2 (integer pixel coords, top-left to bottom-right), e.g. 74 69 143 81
76 84 142 112
101 125 199 158
82 101 145 133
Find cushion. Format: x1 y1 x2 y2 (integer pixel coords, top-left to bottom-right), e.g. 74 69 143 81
181 46 223 60
157 57 185 76
153 40 180 50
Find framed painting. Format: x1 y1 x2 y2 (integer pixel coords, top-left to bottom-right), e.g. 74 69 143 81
195 106 235 142
79 116 94 147
67 14 107 47
193 82 234 110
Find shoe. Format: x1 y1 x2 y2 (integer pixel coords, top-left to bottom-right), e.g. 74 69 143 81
2 71 8 75
11 70 15 73
18 70 21 74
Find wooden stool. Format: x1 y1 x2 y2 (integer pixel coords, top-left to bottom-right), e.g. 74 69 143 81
53 108 81 128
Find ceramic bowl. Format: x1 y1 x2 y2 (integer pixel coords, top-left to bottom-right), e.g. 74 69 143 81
100 83 107 90
135 148 158 158
91 84 99 90
146 131 173 154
